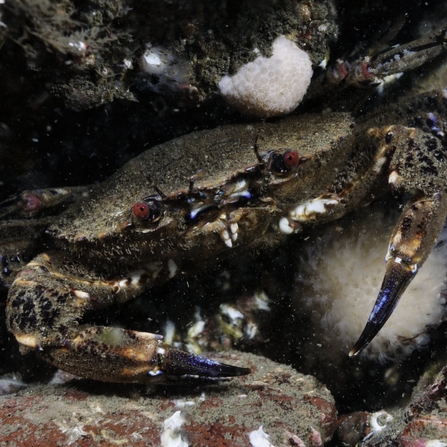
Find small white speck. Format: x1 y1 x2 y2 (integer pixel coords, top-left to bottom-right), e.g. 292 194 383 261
279 217 294 234
426 442 447 447
254 291 271 311
249 426 276 447
73 290 90 299
164 320 176 345
220 304 244 323
168 259 178 278
161 411 189 447
144 52 162 66
123 58 133 69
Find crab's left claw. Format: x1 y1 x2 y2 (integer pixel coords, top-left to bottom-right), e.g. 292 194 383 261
350 191 447 357
33 327 251 384
157 345 251 380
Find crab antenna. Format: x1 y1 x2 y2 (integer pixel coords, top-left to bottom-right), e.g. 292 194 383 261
152 184 167 199
144 175 167 199
253 134 264 164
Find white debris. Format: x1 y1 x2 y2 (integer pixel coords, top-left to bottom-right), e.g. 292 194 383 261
55 421 87 445
160 411 189 447
168 258 178 278
220 304 244 323
369 411 393 433
279 217 295 234
249 426 276 447
163 319 177 345
289 197 339 221
362 411 394 442
425 442 447 447
254 290 271 311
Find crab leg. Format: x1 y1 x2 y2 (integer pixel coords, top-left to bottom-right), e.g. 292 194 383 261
346 25 447 87
308 25 447 98
0 186 90 219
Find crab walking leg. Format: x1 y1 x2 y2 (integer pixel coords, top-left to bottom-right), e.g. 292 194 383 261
346 25 447 87
350 191 447 356
0 186 91 219
6 252 249 383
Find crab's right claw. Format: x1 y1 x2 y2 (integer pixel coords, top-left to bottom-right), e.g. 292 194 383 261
350 191 447 357
349 255 417 356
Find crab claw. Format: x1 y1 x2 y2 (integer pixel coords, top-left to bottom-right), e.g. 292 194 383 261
350 191 447 357
29 326 250 384
156 344 251 380
349 258 416 356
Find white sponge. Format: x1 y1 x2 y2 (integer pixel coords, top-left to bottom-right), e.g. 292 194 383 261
218 35 313 118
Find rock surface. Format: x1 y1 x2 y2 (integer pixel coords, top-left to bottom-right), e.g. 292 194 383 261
333 364 447 446
0 352 337 447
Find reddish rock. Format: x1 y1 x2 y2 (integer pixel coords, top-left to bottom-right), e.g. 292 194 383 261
0 352 337 446
344 365 447 447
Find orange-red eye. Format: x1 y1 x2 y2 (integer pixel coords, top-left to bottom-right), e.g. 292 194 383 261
132 198 163 222
132 202 150 220
283 150 299 169
267 149 301 174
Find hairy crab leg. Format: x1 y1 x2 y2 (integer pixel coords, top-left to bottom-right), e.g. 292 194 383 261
309 25 447 97
346 25 447 87
0 186 90 219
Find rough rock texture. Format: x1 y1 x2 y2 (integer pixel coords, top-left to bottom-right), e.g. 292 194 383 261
333 364 447 446
0 0 336 111
0 352 337 447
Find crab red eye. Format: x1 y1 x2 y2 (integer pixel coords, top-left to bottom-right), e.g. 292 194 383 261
133 202 150 219
132 198 163 222
283 150 299 169
21 192 42 213
267 149 301 174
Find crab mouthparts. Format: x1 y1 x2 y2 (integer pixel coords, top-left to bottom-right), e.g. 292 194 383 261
349 260 416 357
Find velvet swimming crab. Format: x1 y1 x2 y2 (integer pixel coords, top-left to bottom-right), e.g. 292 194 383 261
2 30 447 384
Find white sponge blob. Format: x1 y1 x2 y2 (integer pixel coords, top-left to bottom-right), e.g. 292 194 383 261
218 35 313 118
294 205 447 362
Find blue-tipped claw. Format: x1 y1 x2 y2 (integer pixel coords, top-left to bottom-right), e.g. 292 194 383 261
349 260 416 357
160 345 251 379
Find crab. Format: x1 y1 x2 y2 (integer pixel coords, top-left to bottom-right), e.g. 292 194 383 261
1 25 447 384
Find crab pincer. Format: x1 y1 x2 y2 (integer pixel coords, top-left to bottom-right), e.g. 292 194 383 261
155 345 251 380
350 107 447 356
45 328 251 383
350 198 447 355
